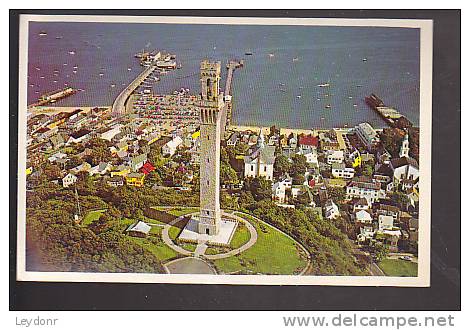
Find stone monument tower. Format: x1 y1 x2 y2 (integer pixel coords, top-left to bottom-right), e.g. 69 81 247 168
197 60 224 235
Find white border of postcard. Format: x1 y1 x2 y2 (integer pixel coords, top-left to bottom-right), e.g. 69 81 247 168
16 15 433 286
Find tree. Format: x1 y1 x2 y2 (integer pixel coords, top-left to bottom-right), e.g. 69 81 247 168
372 243 388 262
290 154 307 177
327 186 346 204
274 154 291 175
362 164 373 177
244 177 272 201
391 191 409 210
220 163 239 185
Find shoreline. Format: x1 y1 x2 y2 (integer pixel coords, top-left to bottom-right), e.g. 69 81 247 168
28 105 111 116
27 106 403 134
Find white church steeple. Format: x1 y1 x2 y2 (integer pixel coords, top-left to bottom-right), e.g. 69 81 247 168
399 131 410 158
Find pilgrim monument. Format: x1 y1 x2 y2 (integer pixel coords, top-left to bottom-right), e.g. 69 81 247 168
196 60 224 235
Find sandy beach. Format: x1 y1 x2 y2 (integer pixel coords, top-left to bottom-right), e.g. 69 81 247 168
28 106 111 116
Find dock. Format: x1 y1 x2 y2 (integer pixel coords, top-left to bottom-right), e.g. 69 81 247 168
112 65 157 117
221 60 244 134
365 93 412 128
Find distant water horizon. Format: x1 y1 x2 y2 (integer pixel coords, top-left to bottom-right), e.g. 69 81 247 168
27 22 420 129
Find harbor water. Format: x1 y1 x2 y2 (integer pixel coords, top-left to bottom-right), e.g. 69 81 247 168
28 22 420 128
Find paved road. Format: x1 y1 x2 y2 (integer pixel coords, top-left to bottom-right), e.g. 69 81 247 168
369 262 385 276
164 257 216 274
387 253 418 263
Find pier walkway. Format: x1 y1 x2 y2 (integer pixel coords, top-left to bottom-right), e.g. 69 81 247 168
221 60 243 133
112 65 157 117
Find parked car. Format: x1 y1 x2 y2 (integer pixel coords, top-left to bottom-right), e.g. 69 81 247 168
399 256 412 261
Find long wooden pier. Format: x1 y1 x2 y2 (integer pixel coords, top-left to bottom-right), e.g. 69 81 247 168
221 60 244 133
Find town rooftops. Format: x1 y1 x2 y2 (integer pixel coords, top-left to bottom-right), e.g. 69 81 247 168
127 172 145 179
298 135 319 147
348 177 381 190
378 204 400 213
390 156 419 169
70 129 91 139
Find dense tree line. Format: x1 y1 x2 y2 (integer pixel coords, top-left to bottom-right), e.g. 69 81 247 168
26 195 164 273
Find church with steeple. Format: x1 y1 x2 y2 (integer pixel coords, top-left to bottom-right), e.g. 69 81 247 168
243 130 276 181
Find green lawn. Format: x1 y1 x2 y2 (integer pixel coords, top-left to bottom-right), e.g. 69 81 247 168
180 242 198 252
169 226 183 241
212 213 308 275
230 223 251 249
378 259 418 277
151 206 199 217
127 235 178 262
82 209 106 226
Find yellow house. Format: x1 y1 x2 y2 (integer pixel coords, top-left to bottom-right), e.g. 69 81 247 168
352 154 362 168
111 166 131 177
191 130 200 140
125 172 145 187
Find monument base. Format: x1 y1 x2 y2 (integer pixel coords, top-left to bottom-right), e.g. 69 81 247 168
179 215 238 246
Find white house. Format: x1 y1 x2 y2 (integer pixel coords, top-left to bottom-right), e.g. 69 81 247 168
272 175 293 203
89 162 112 176
62 172 78 188
378 214 394 231
346 178 385 202
297 148 318 167
355 210 373 224
244 132 275 181
331 162 355 179
100 125 122 141
355 122 380 151
352 198 370 212
162 136 183 157
326 150 344 164
324 199 340 220
389 156 419 188
357 226 375 243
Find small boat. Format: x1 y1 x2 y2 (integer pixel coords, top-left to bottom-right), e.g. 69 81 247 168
268 53 274 57
73 65 78 69
293 57 299 62
325 104 331 109
99 73 104 77
68 50 76 55
72 70 77 74
111 84 116 88
348 96 353 99
53 80 57 83
356 84 362 88
55 36 63 40
63 63 68 66
128 68 132 71
35 67 40 71
40 76 45 79
362 58 367 62
244 51 253 56
279 82 285 86
296 95 302 99
317 83 330 87
39 31 47 36
353 104 358 107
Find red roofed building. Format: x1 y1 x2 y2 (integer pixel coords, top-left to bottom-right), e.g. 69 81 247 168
140 161 156 175
298 135 319 150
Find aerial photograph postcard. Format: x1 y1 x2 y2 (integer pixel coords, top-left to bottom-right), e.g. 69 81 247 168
16 15 432 286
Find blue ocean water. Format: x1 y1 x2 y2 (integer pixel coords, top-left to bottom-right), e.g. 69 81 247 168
28 22 420 128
